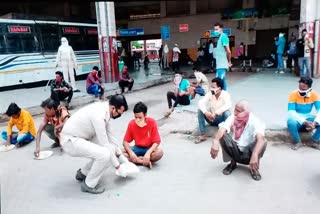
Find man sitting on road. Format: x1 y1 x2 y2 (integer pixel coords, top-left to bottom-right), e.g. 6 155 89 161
50 71 73 107
122 102 163 168
195 77 231 144
34 98 70 156
210 100 267 181
287 77 320 150
190 66 210 99
1 103 36 148
118 65 134 94
165 71 192 117
86 66 105 99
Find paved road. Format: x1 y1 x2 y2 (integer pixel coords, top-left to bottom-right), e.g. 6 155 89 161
1 71 320 214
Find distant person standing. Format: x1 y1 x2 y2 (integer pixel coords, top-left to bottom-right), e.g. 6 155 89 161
296 29 314 78
208 40 214 69
172 44 181 72
163 43 170 70
158 45 163 67
286 34 298 75
236 42 245 61
274 32 286 74
212 23 232 90
55 37 80 92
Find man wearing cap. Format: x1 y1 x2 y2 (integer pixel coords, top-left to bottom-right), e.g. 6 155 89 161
172 43 181 71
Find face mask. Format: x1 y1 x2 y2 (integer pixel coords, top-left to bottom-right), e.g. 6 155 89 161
213 30 220 37
56 77 62 82
135 119 147 128
111 109 122 119
298 88 312 97
211 87 220 95
174 76 182 85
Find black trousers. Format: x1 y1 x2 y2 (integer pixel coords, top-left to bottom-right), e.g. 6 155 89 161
51 90 73 105
172 61 179 71
287 54 298 70
220 134 266 165
166 91 190 108
119 80 134 93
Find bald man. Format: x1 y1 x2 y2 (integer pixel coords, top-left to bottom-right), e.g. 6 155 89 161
210 100 267 181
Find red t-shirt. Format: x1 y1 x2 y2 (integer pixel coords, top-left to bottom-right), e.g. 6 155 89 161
123 117 161 147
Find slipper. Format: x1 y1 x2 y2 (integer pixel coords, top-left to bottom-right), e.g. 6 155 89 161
164 111 172 118
194 137 207 144
222 163 237 175
250 170 262 181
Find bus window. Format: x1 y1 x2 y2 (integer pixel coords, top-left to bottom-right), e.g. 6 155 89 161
6 35 22 53
86 35 98 50
21 35 38 52
85 28 98 50
37 24 60 52
0 36 5 53
61 26 86 51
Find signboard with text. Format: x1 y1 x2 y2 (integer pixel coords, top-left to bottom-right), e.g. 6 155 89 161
179 24 189 32
8 26 31 33
119 28 144 36
62 27 80 34
161 26 170 40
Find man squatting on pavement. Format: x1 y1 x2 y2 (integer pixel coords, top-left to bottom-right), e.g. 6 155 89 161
60 94 138 194
210 100 267 181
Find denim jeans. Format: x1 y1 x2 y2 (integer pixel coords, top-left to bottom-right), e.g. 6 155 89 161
298 57 311 78
1 131 34 145
287 116 320 143
87 84 104 97
198 110 231 134
216 68 227 90
277 54 284 70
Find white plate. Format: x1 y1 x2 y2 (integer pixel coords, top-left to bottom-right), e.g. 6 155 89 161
34 150 54 160
125 162 140 175
0 144 16 152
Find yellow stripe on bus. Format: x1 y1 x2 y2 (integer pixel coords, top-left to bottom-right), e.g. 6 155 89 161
0 62 99 74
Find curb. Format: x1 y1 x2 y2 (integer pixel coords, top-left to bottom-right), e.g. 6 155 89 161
0 77 172 124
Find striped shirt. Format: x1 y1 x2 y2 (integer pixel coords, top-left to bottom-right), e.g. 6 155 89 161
287 90 320 124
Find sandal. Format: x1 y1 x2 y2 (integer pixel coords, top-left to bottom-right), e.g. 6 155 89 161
164 111 172 118
222 163 237 175
194 136 207 144
250 170 262 181
291 143 303 150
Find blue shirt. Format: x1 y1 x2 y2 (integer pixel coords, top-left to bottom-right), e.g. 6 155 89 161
215 33 229 69
275 36 286 54
178 79 191 100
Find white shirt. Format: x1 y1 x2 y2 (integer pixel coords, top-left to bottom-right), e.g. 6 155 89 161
219 113 265 151
198 90 232 115
163 44 169 54
194 72 209 94
61 101 118 148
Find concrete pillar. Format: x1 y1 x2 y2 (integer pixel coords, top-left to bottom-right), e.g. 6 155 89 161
95 2 118 83
300 0 320 77
160 1 166 18
242 0 255 57
190 0 196 16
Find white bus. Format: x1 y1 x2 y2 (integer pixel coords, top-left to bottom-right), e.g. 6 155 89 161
0 18 100 89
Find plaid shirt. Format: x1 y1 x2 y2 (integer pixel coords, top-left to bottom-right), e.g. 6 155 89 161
50 79 72 92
